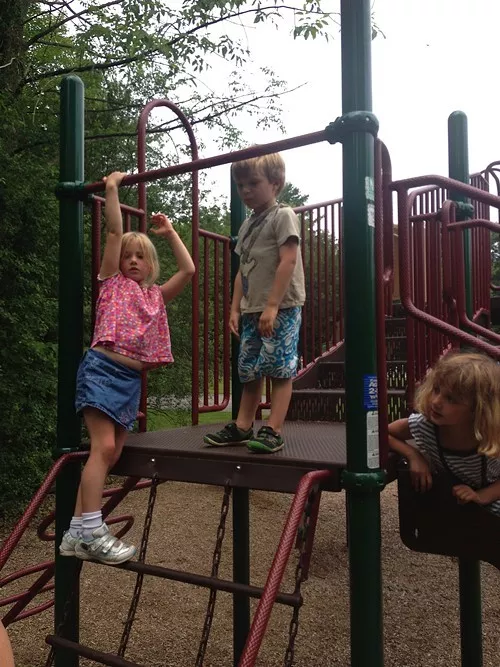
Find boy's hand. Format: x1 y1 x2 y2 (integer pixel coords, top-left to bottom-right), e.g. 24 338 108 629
453 484 481 505
229 310 240 338
259 305 278 337
407 451 433 493
150 212 174 237
103 171 127 189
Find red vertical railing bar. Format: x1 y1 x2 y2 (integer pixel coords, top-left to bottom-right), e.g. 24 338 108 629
308 209 315 361
380 141 394 316
324 205 330 348
338 203 344 341
400 189 416 407
222 240 230 408
203 237 210 407
316 207 322 355
213 241 220 405
331 205 337 345
374 139 389 467
299 211 308 364
414 213 425 378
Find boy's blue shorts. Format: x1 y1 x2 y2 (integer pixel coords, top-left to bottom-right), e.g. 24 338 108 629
75 349 142 431
238 306 302 383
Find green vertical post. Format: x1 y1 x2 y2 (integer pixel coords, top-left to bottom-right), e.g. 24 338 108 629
339 2 384 666
230 178 250 666
448 111 473 317
448 111 483 667
54 74 85 667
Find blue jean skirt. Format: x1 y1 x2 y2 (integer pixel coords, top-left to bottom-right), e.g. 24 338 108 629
75 349 142 431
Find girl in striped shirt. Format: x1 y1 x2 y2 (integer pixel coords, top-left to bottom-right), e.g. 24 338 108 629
388 351 500 516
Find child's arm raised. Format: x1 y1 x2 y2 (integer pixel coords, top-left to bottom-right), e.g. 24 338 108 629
388 418 433 492
150 213 195 303
99 171 127 279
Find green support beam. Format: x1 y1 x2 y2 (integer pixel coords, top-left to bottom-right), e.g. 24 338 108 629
54 74 85 667
448 110 483 667
448 111 473 318
339 1 384 665
230 178 250 666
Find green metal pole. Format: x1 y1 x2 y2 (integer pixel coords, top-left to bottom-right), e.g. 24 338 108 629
230 178 250 666
54 74 85 667
448 111 473 318
448 110 483 667
339 2 384 666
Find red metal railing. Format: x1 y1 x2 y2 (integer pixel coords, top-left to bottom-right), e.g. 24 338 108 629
194 196 346 415
197 229 231 416
296 198 344 366
392 174 500 406
0 452 158 626
238 469 332 666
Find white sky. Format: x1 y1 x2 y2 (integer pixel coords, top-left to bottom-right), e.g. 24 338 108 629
202 0 500 205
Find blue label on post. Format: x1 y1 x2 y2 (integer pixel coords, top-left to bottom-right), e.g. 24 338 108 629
363 375 378 410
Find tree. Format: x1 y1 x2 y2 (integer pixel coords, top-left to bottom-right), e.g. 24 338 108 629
279 182 309 207
0 1 380 516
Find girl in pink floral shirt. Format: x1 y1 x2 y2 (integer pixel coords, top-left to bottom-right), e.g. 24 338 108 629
60 171 195 565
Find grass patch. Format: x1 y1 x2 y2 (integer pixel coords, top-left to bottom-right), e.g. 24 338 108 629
146 408 231 431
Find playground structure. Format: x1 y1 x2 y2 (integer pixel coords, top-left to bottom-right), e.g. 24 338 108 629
2 0 500 665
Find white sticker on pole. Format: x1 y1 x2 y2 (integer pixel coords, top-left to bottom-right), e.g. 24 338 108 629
363 374 379 469
365 176 375 201
365 176 375 227
366 410 380 469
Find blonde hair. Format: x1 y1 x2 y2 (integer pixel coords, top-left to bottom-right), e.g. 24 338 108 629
415 351 500 457
120 232 160 286
231 152 286 194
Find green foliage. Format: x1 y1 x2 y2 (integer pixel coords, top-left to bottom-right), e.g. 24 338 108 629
279 182 310 207
0 0 334 517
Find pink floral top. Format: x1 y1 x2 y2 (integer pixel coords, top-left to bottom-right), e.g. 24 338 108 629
91 273 173 365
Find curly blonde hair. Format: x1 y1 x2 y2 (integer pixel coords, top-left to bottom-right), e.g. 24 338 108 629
231 152 286 194
415 351 500 457
120 232 160 287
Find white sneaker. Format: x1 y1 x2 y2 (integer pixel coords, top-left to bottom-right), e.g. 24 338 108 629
75 523 136 565
59 531 80 557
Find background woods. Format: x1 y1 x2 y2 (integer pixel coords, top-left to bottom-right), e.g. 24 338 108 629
0 0 337 517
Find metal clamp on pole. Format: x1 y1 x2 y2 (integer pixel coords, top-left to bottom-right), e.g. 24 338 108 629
341 470 386 493
325 111 379 145
55 180 89 201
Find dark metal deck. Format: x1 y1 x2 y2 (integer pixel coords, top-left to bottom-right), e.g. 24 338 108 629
112 421 348 493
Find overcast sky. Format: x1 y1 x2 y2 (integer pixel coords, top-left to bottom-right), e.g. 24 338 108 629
203 0 500 206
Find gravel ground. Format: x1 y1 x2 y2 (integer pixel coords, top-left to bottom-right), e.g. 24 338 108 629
2 481 500 666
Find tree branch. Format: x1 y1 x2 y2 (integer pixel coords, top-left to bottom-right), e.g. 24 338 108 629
22 3 333 86
25 0 122 48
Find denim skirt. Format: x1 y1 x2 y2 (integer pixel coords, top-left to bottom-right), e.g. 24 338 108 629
75 349 142 431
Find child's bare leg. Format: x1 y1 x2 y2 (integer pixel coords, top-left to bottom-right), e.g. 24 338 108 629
267 377 293 433
73 423 126 519
110 424 127 469
73 408 135 563
80 408 117 513
0 620 15 667
236 378 263 431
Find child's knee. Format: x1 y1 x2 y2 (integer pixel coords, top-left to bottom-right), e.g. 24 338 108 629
91 438 116 465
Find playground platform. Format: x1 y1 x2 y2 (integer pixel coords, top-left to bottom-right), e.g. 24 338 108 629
112 421 351 494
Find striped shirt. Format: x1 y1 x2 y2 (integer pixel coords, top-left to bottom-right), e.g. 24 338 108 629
408 412 500 517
